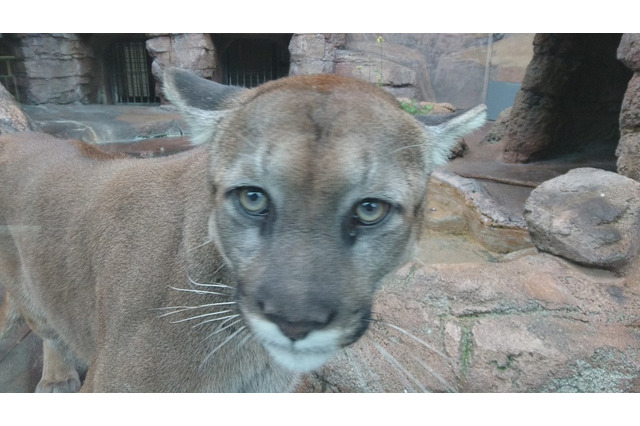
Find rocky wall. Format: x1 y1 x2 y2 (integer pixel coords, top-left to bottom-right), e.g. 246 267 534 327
501 34 632 163
290 33 534 109
288 33 346 75
616 34 640 181
0 82 33 134
146 33 216 101
6 33 533 110
13 34 95 104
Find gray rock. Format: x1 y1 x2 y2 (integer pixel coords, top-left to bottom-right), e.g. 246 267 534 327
288 33 345 75
481 106 511 145
617 33 640 72
617 73 640 181
524 168 640 270
297 253 640 392
502 34 631 163
0 83 33 134
15 34 95 104
146 34 216 101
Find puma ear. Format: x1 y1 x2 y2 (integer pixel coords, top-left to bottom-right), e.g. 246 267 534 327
418 104 487 172
162 67 248 146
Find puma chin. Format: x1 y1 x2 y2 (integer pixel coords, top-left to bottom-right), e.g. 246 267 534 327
245 313 343 372
0 67 486 392
241 296 371 372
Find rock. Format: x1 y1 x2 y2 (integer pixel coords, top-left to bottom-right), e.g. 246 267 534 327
617 69 640 181
14 34 95 104
397 98 456 115
288 33 346 75
22 104 184 144
502 34 631 163
334 44 421 99
481 106 511 145
297 254 640 392
0 83 33 134
431 55 485 111
524 168 640 270
146 34 215 79
617 33 640 72
146 34 216 101
426 170 533 254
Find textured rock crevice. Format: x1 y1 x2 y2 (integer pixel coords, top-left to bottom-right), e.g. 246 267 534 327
501 34 632 164
298 254 640 393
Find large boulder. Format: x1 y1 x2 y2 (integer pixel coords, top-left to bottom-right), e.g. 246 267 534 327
524 168 640 270
616 34 640 181
146 34 216 101
0 83 33 134
288 33 346 75
298 253 640 392
14 33 95 104
502 34 631 163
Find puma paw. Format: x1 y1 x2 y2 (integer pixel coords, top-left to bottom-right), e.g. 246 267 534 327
35 375 81 393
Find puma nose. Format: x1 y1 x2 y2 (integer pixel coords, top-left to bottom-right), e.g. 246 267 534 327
264 313 330 341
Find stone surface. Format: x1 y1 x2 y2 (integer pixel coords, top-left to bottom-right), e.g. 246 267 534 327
2 33 535 112
146 34 216 102
524 168 640 270
502 34 632 163
22 104 185 144
290 34 534 108
481 106 511 145
426 170 533 254
0 83 33 134
14 33 95 104
334 39 424 100
298 254 640 392
288 33 346 75
616 35 640 181
617 33 640 72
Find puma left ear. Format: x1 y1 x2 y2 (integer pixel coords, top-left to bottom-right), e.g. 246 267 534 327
419 104 487 172
162 67 248 146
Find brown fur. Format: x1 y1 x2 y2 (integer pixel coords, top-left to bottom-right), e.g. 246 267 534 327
0 69 485 392
70 139 129 160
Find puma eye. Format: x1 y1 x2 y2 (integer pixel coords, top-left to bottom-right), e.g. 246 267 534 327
353 199 390 225
237 187 269 216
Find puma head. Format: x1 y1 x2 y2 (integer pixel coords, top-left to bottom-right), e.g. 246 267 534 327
163 67 486 372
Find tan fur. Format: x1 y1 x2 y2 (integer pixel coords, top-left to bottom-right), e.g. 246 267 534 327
0 68 485 392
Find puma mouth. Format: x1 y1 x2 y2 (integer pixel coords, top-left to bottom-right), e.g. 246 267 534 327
262 342 337 373
245 314 342 373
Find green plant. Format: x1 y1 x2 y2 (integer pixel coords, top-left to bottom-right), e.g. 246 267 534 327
400 99 435 115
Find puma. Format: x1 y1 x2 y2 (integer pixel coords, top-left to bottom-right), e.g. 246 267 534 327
0 68 486 392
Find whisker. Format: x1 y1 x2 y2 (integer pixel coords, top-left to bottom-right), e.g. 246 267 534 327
167 310 234 324
169 286 228 296
413 356 457 393
204 318 243 340
216 317 243 333
387 143 423 157
233 330 254 352
373 320 453 365
186 239 215 253
187 273 234 290
371 341 428 393
192 313 241 328
412 256 427 267
156 301 237 317
200 325 247 367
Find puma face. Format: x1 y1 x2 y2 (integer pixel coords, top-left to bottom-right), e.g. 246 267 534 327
164 69 486 373
205 83 431 372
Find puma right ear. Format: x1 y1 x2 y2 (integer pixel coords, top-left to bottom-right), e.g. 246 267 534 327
419 104 487 172
162 67 247 146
